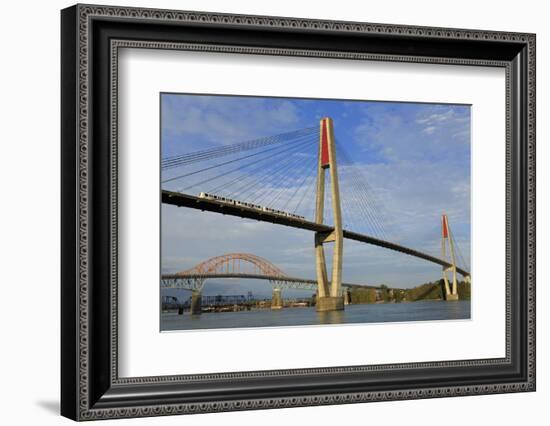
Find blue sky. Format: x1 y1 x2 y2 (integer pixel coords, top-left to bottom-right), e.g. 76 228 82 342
161 93 471 297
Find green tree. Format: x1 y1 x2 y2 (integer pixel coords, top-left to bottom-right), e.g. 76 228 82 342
350 288 377 304
394 290 404 303
379 284 391 302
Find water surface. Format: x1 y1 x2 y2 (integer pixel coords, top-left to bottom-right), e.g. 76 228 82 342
160 300 470 331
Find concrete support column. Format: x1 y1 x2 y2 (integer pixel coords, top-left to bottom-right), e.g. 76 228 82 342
441 214 460 301
314 240 329 298
314 117 344 312
190 291 202 315
451 267 458 297
443 266 459 301
326 117 343 299
344 290 350 305
271 288 283 310
314 135 329 299
442 272 452 297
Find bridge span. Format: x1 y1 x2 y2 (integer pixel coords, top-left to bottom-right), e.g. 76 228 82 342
162 190 470 278
161 273 381 291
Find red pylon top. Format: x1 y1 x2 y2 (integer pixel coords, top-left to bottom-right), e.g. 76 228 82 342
320 117 330 168
441 214 449 238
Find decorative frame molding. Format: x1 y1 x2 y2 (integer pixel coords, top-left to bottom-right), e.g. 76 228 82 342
61 4 535 421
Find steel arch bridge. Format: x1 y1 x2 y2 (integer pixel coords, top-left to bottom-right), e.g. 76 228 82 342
161 253 370 293
180 253 285 278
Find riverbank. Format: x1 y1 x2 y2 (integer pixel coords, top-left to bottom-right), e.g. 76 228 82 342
349 280 471 304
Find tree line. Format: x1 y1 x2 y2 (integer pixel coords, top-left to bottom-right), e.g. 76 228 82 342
349 280 471 304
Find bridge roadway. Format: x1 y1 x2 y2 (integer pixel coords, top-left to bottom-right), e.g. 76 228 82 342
162 190 470 277
161 272 384 291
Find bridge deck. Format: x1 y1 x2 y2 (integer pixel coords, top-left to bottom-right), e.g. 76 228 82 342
162 190 469 277
161 273 382 289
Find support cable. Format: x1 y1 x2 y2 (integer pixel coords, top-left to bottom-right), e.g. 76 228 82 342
292 167 317 217
220 136 317 199
336 143 388 238
265 153 318 209
281 155 319 211
230 139 317 203
336 149 382 231
162 126 318 169
209 135 316 194
241 140 317 204
180 135 316 192
163 132 315 186
247 146 316 205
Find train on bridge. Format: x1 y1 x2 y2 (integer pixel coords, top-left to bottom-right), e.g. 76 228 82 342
198 192 306 221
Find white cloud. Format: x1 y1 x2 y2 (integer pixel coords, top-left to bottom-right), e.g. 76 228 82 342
162 95 301 152
352 104 470 165
423 126 436 134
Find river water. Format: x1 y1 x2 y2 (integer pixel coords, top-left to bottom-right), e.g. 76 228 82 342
160 300 470 331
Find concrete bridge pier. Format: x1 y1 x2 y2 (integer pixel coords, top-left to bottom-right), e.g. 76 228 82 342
190 291 202 315
316 296 344 311
271 288 283 310
441 214 460 301
344 290 351 305
443 265 459 301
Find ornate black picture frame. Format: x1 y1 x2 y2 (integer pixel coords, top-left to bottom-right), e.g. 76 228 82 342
61 4 535 421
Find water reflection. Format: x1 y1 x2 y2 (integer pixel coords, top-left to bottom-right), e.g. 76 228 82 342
316 310 345 325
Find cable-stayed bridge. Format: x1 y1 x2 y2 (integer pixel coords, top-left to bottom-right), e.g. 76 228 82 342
162 118 470 313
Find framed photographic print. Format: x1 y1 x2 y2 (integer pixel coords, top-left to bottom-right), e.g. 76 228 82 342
61 4 536 421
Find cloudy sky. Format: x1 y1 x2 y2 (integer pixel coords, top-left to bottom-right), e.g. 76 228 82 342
160 93 471 297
